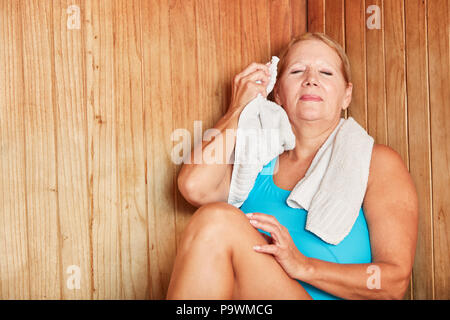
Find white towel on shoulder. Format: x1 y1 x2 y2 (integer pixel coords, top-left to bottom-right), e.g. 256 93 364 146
287 117 374 245
227 56 374 245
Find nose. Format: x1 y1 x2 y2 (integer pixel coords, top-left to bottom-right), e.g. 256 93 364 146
302 69 319 87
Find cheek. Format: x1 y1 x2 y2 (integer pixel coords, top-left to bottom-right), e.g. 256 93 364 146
324 83 345 103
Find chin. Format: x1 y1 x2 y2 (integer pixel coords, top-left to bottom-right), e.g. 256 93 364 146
294 108 322 121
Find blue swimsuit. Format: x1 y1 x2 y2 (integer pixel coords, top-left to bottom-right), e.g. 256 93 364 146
239 155 372 300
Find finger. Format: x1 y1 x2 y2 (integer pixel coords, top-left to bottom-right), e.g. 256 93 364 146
235 62 270 82
249 219 282 243
246 212 282 227
253 244 278 255
241 69 270 85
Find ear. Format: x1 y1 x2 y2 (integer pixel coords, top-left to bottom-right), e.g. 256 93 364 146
342 82 353 110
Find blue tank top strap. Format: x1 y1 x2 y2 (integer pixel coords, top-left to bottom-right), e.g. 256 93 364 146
260 156 277 176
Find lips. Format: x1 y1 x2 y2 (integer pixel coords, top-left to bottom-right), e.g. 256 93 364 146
300 94 323 101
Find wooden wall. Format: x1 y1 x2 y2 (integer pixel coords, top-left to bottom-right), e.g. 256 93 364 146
0 0 447 300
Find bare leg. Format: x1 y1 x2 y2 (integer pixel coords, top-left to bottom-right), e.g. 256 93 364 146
166 202 311 300
166 205 235 299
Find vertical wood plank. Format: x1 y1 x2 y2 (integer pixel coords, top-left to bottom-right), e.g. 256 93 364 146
405 0 434 300
428 0 450 300
345 0 367 129
240 0 271 66
169 0 200 249
195 0 223 128
219 0 242 113
383 0 407 159
84 0 121 299
141 0 177 300
325 0 344 46
52 0 92 299
291 0 307 38
0 0 30 299
365 0 387 144
270 0 292 56
112 0 148 299
308 0 325 32
20 0 62 299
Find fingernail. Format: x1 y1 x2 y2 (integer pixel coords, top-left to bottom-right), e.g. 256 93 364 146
253 245 261 250
249 220 257 225
245 213 253 217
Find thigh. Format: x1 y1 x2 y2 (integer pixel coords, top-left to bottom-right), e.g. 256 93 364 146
228 212 312 300
187 202 312 300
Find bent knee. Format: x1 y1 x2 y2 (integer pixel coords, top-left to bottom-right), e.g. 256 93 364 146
192 202 243 226
181 202 246 241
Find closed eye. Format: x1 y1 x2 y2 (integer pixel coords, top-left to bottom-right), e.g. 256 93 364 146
291 70 332 75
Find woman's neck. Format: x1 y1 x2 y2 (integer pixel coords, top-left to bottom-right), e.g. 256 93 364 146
287 117 342 162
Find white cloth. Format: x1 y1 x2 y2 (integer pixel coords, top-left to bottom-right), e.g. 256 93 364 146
227 56 296 208
286 117 374 245
227 55 374 245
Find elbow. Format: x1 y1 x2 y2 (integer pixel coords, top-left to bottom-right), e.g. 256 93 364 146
384 268 411 300
177 174 203 208
393 272 411 300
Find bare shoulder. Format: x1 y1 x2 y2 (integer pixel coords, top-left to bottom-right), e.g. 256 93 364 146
367 144 409 188
365 143 419 215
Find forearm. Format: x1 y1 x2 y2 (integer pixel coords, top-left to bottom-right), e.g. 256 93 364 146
178 109 240 192
298 258 409 300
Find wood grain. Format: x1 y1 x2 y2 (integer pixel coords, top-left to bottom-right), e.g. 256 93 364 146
291 0 307 38
428 0 450 300
169 0 200 253
20 0 62 299
142 0 177 300
270 0 292 56
345 0 367 129
240 0 271 66
219 0 243 113
52 0 92 299
365 0 387 143
308 0 325 32
84 0 121 299
0 0 30 299
325 0 344 47
113 0 148 299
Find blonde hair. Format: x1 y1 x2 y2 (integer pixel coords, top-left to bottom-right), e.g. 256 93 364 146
275 32 351 84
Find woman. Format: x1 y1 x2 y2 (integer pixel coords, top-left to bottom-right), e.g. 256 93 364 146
167 33 419 300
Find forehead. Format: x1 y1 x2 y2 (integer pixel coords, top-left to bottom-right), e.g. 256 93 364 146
285 39 342 69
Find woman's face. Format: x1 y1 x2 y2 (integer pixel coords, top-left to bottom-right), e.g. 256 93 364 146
274 40 352 123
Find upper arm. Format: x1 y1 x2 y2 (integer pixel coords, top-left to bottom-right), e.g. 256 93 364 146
210 163 233 203
179 164 233 208
363 144 419 276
